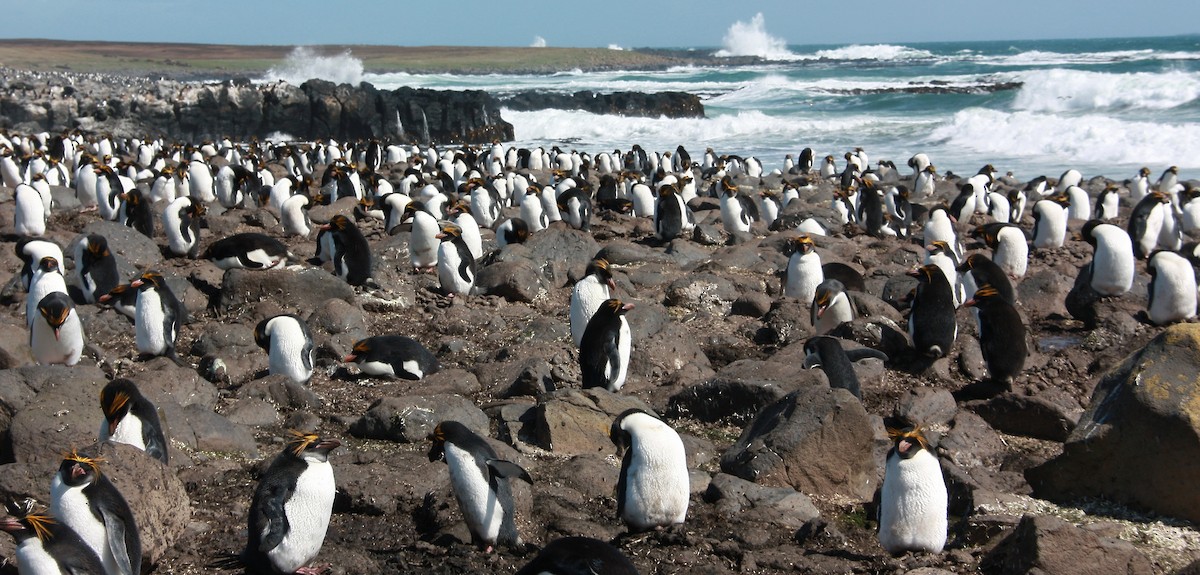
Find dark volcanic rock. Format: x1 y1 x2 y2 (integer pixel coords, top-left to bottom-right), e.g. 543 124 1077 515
980 515 1154 575
218 267 355 313
349 395 487 443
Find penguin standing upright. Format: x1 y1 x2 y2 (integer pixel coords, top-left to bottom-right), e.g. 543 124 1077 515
49 452 141 575
119 189 154 238
402 201 441 272
878 425 947 555
956 254 1016 307
203 233 290 270
99 378 169 465
1031 197 1069 250
448 200 483 261
30 292 84 367
520 186 549 232
557 187 594 232
1147 250 1198 325
783 235 823 306
515 536 639 575
254 314 315 385
130 271 185 364
923 241 963 307
570 258 616 348
803 335 888 399
436 223 476 297
1129 192 1171 259
241 432 339 575
654 183 693 241
343 335 440 380
428 421 532 552
1094 183 1121 221
812 279 855 335
162 196 204 258
857 179 888 237
1078 220 1134 296
1129 166 1151 203
717 176 757 234
610 409 689 532
27 256 68 329
906 265 958 358
963 285 1027 389
74 234 119 304
1 498 107 575
922 206 960 260
321 215 372 286
579 299 634 392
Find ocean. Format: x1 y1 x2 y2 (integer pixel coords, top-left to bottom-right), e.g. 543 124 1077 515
273 34 1200 181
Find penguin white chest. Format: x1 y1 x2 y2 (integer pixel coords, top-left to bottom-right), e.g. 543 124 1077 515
270 330 313 384
994 230 1029 279
267 460 334 573
623 427 689 531
444 443 503 542
878 450 947 554
784 252 822 305
605 319 632 392
104 412 146 451
15 537 62 574
720 196 749 233
570 276 611 348
135 289 168 355
50 480 114 573
409 214 440 269
1090 230 1134 296
437 242 473 296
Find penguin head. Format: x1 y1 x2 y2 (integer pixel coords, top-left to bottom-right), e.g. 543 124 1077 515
957 253 984 273
609 408 657 455
100 378 142 437
401 200 428 223
427 420 475 462
56 450 104 488
285 430 340 463
907 264 944 285
323 214 354 232
597 298 634 320
130 271 166 291
186 197 207 217
37 292 74 339
886 425 932 461
791 235 815 256
1077 219 1103 246
963 284 1003 308
812 279 846 317
802 336 838 369
436 223 463 242
585 258 616 290
98 283 131 304
0 499 54 543
1139 167 1151 178
85 234 111 259
719 176 738 197
36 256 60 275
253 315 284 350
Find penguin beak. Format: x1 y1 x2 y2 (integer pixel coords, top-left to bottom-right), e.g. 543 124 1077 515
70 464 87 480
607 279 617 292
316 438 341 451
343 353 357 363
53 326 61 341
108 418 119 436
130 279 144 288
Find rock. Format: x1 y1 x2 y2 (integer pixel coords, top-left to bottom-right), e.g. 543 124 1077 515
476 259 551 303
349 395 487 443
704 472 820 529
664 273 739 316
532 388 652 455
1026 324 1200 522
966 391 1081 442
760 299 815 346
512 227 600 288
721 386 876 500
218 267 355 313
159 403 259 457
731 292 772 318
6 368 110 467
666 359 824 424
83 220 163 273
980 515 1154 575
95 442 192 570
122 356 220 408
238 374 322 410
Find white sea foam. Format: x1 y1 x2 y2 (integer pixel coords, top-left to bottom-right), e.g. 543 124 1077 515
1012 69 1200 113
263 47 364 86
809 44 934 61
531 36 547 48
714 13 798 61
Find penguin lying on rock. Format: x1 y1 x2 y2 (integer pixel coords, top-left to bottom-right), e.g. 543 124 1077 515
802 336 888 400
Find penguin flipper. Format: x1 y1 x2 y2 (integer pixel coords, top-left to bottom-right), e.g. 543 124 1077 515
254 482 292 553
101 510 136 575
143 429 170 465
845 348 889 363
486 459 532 484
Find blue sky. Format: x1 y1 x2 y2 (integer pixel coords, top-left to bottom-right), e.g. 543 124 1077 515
5 1 1198 48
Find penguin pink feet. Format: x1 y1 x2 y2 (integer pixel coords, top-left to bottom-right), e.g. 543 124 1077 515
295 564 330 575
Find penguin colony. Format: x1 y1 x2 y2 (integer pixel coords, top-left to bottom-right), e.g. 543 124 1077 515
0 127 1196 573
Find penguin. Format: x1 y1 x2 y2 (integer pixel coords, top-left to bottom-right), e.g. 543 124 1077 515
428 421 532 552
1063 185 1091 221
1031 197 1068 250
570 258 616 348
520 186 549 232
717 176 757 234
784 235 823 306
162 196 204 258
254 314 315 385
241 431 340 575
812 279 855 335
436 223 476 297
949 182 977 223
1147 250 1198 325
203 233 289 271
978 222 1029 279
962 285 1027 388
380 192 413 235
1055 168 1083 195
15 237 64 292
1078 220 1134 296
27 256 68 329
14 183 47 236
1128 192 1171 259
1094 183 1121 221
797 148 815 173
74 234 120 304
802 335 887 399
956 254 1016 306
94 165 125 222
1 498 107 575
30 290 83 366
1180 186 1200 233
1156 165 1180 195
49 451 141 575
446 199 483 261
922 206 960 261
402 201 441 272
610 408 689 532
915 164 938 198
557 187 594 232
923 241 963 307
579 298 634 392
321 215 372 286
130 271 185 364
98 378 169 465
857 179 888 237
906 265 958 358
119 189 154 238
1129 166 1151 203
1007 187 1028 223
343 335 440 380
514 536 639 575
654 183 694 241
495 217 531 250
878 425 947 555
280 193 312 237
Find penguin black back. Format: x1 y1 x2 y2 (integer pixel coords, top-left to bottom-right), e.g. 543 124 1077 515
51 451 141 575
579 298 634 391
964 285 1027 387
956 253 1016 306
324 214 373 286
78 234 119 304
121 189 155 238
100 378 169 465
906 264 958 358
803 336 877 399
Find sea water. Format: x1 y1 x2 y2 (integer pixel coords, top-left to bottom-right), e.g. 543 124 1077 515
287 34 1200 181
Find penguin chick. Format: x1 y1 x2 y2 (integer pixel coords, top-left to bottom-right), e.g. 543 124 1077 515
343 335 440 380
255 314 315 384
49 451 141 575
1 498 106 575
579 298 634 392
428 421 532 552
878 425 947 555
514 536 639 575
610 409 689 532
242 431 340 575
802 336 887 400
99 378 169 465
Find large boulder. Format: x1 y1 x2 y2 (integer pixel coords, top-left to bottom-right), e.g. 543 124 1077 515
721 386 876 500
218 268 355 313
532 388 653 455
1026 324 1200 522
980 515 1154 575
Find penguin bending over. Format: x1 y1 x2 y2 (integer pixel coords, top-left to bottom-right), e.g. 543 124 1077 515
255 314 315 384
803 335 888 399
99 378 169 465
580 299 634 392
31 292 84 367
1147 250 1198 325
49 451 141 575
1078 220 1134 296
878 425 947 555
610 409 689 532
1 498 106 575
343 335 440 380
1129 192 1171 259
162 197 204 258
203 233 290 270
15 237 63 292
428 421 532 552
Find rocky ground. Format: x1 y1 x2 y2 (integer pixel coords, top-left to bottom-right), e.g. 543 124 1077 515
0 150 1199 575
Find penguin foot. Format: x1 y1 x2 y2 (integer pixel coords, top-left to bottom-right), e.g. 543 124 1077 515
294 564 331 575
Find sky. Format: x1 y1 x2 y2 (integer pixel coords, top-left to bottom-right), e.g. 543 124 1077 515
5 1 1199 48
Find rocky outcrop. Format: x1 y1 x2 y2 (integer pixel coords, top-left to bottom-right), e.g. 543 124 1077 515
499 90 705 118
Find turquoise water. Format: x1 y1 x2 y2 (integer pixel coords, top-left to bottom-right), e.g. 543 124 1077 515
357 35 1200 180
